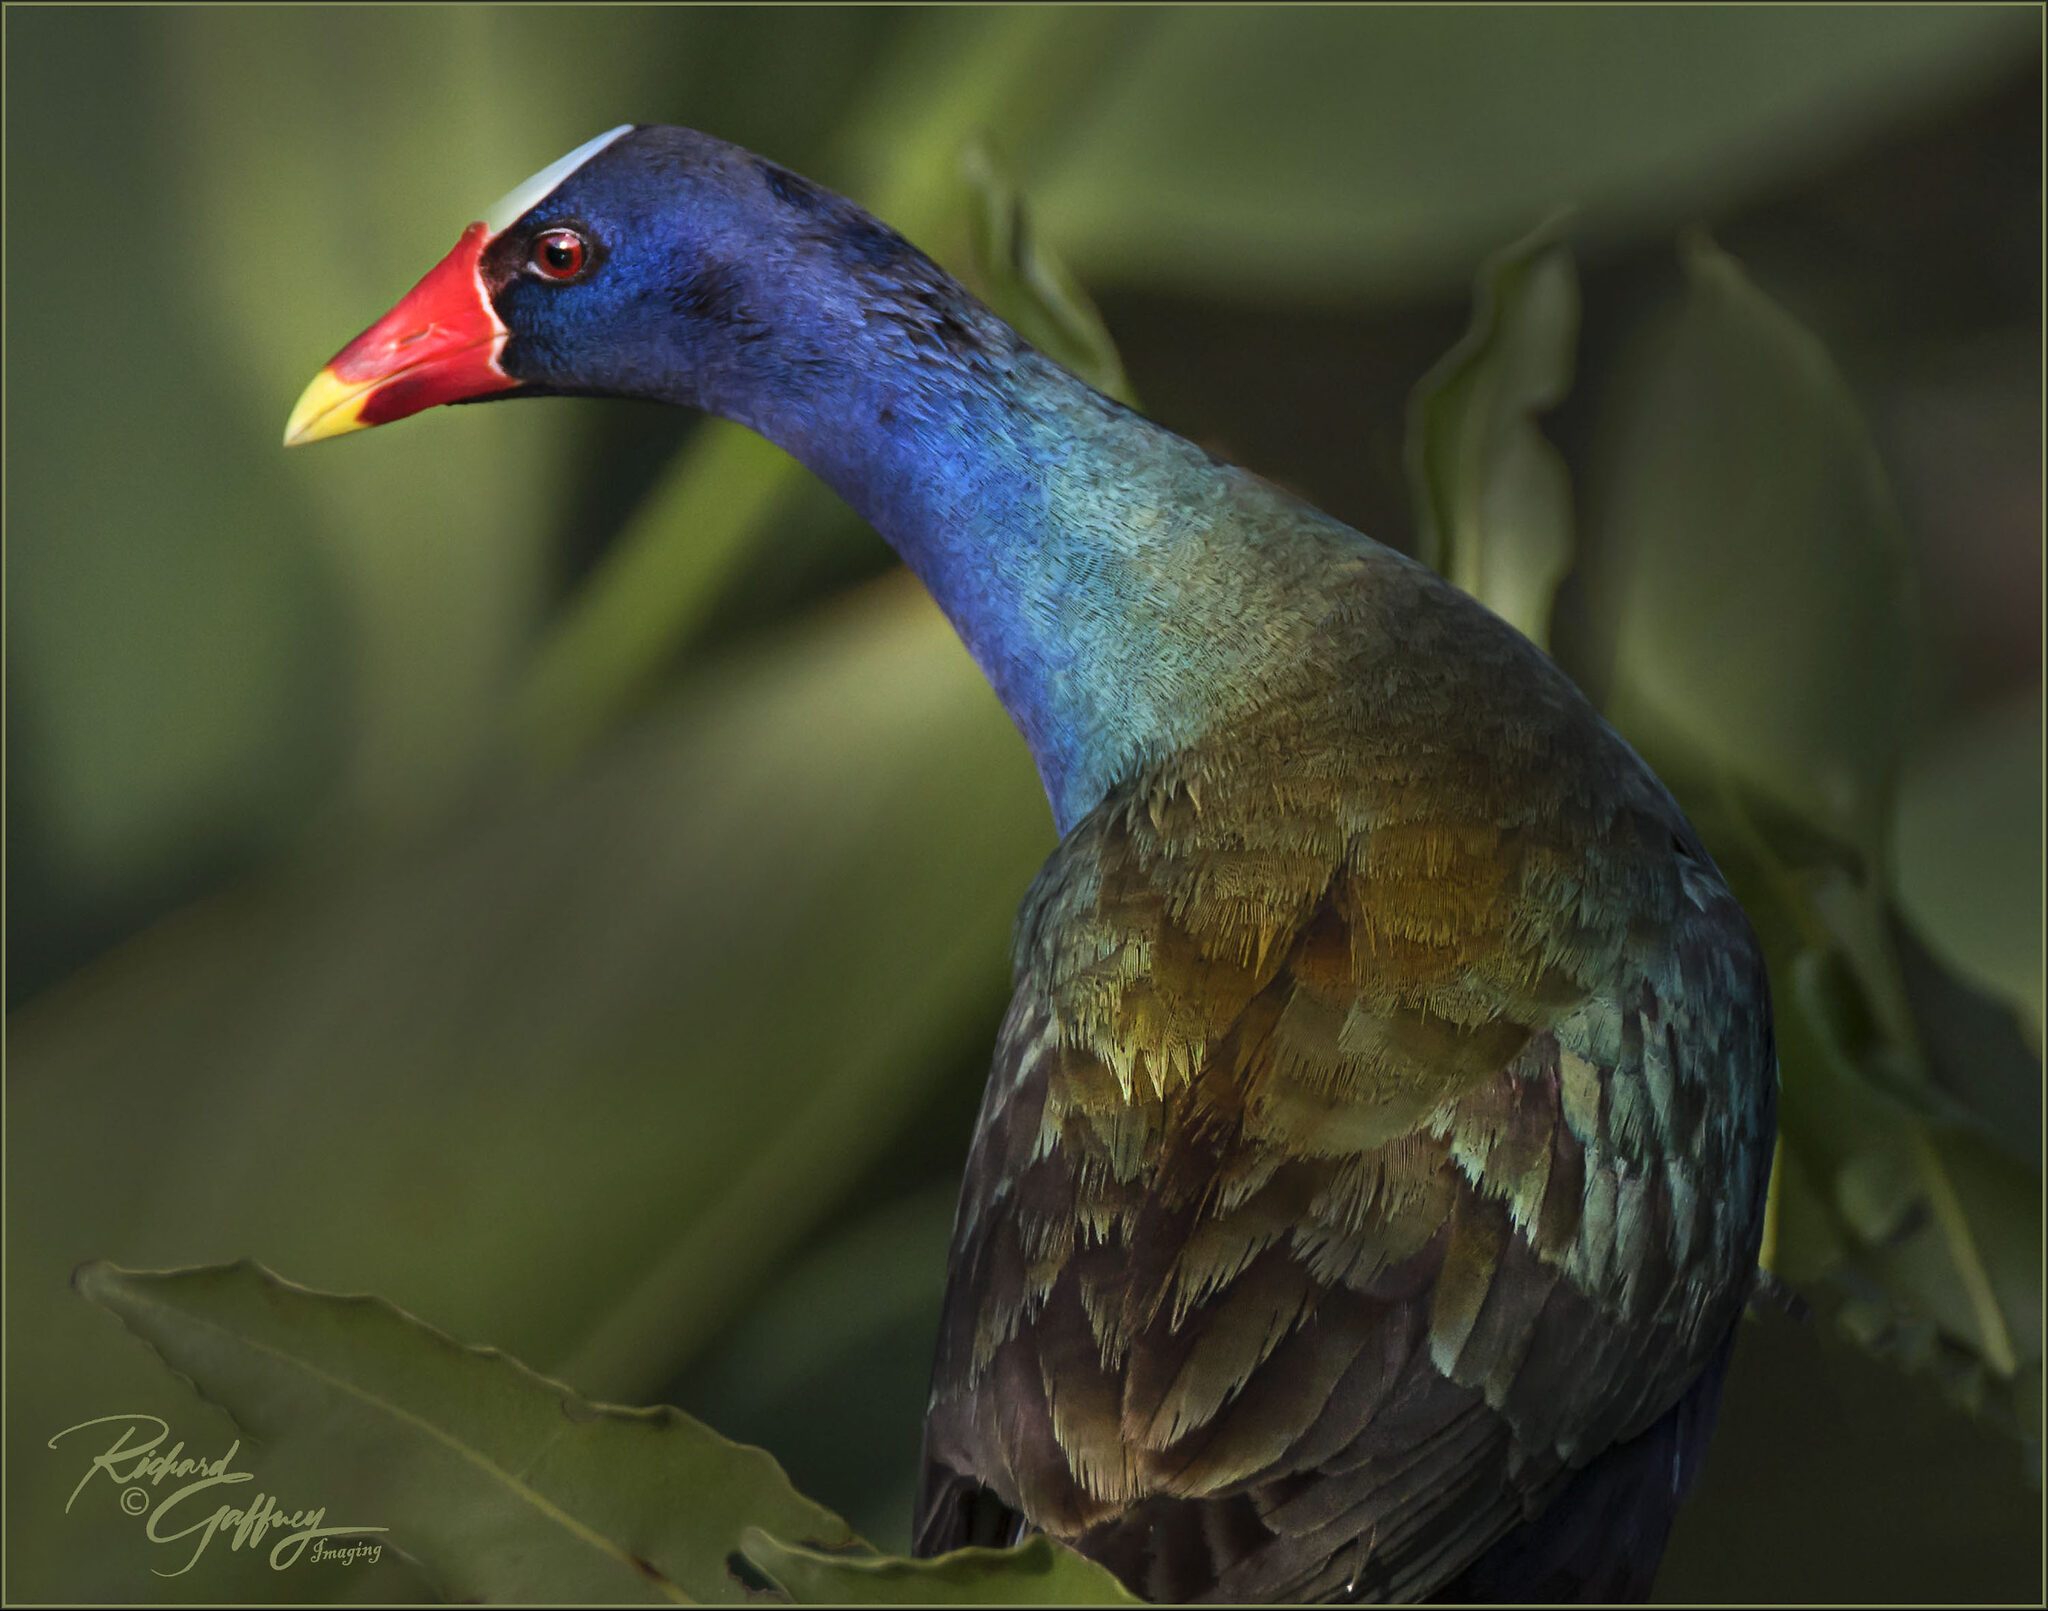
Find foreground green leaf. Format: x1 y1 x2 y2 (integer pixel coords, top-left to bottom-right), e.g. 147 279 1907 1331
743 1530 1137 1606
75 1260 861 1603
1406 218 1579 647
78 1260 1140 1606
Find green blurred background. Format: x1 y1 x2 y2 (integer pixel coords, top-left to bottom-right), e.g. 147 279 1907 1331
6 5 2041 1602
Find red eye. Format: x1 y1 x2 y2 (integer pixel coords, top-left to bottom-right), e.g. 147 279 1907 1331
531 229 587 281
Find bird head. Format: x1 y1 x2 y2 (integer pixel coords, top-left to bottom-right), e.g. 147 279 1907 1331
283 124 825 446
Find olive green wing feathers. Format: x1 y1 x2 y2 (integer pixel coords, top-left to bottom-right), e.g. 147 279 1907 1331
916 695 1774 1601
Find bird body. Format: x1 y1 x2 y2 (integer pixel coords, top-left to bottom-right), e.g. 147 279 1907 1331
289 124 1778 1602
913 545 1774 1600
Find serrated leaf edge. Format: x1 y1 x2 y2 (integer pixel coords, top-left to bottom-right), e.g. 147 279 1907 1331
75 1257 866 1603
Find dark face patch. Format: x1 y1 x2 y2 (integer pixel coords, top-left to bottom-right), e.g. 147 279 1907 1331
666 259 743 322
665 259 768 343
836 213 914 270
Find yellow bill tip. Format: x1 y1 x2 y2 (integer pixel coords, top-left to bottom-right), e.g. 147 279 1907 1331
282 366 371 447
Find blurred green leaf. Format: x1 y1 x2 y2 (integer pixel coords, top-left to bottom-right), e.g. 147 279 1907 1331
959 137 1134 404
1890 688 2044 1045
1762 1137 1846 1288
1804 872 1926 1070
1893 1127 2035 1379
1831 1137 1922 1250
510 425 810 769
160 8 723 831
6 9 343 909
1793 869 1979 1126
1407 218 1578 646
77 1259 859 1603
1891 907 2044 1170
685 1188 957 1551
1793 945 1888 1097
741 1531 1138 1606
1030 8 2032 295
1594 237 1921 855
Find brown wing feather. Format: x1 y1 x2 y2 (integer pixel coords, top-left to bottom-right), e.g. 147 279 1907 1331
916 570 1775 1602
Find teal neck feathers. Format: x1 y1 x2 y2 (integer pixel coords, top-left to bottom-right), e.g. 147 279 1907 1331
690 240 1364 832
